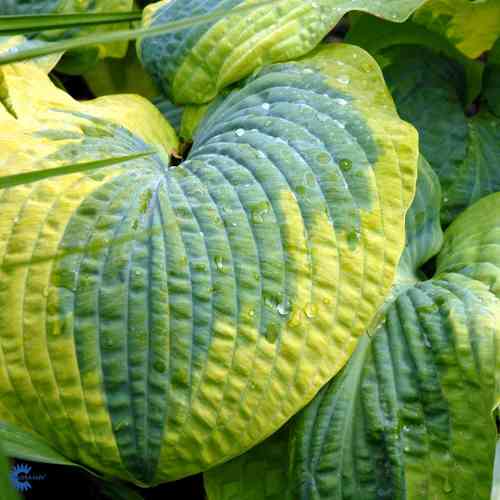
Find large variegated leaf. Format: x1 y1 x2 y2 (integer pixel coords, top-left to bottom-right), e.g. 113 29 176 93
138 0 430 104
203 157 440 500
0 0 134 72
286 194 500 500
413 0 500 59
0 43 418 484
377 45 500 225
204 162 500 500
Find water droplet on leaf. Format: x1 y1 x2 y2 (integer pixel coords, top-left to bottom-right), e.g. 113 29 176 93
339 159 352 171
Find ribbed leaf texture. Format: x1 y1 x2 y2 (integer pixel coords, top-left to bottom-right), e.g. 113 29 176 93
204 160 500 500
0 43 417 484
138 0 429 104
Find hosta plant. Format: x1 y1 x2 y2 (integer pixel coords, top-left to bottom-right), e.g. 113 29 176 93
0 0 499 498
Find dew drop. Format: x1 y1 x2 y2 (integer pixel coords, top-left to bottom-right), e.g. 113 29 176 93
277 298 290 316
235 128 245 137
339 159 352 171
323 297 331 305
214 256 224 272
262 103 270 111
337 75 350 85
347 229 360 250
304 303 317 319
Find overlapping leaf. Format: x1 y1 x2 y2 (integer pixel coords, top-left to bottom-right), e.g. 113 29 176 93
0 0 135 72
205 161 500 500
138 0 430 104
345 14 484 105
374 45 500 225
413 0 500 59
0 43 418 484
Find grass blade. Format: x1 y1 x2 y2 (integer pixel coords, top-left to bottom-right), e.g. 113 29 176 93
0 149 155 189
0 11 142 35
0 0 276 65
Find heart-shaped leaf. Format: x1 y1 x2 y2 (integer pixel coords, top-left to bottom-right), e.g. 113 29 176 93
138 0 430 104
0 43 417 484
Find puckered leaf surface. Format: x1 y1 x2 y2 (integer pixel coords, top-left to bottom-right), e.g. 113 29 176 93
378 45 500 225
413 0 500 58
287 191 500 500
0 43 417 484
205 163 500 500
138 0 429 104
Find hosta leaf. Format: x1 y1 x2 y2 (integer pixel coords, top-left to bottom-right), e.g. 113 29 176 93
0 35 62 72
345 14 484 106
204 426 290 500
152 96 184 134
0 43 417 484
204 162 500 500
204 157 442 500
138 0 430 104
82 45 158 99
0 421 81 468
379 45 500 225
397 157 443 283
413 0 500 59
0 0 135 73
286 192 500 499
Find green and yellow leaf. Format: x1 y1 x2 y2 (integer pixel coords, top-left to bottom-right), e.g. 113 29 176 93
206 162 500 500
138 0 431 104
0 43 418 484
413 0 500 59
